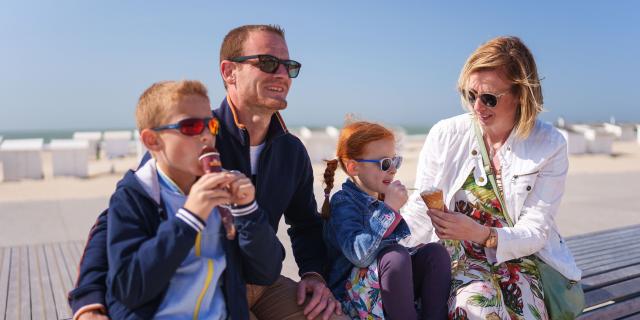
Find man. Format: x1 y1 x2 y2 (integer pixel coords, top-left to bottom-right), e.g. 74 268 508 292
68 24 345 320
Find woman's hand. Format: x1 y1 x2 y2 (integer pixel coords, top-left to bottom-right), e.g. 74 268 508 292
427 208 490 244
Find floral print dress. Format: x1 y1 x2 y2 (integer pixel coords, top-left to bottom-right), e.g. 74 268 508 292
446 171 547 320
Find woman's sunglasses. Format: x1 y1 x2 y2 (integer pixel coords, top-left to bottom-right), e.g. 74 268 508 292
463 90 509 108
355 156 403 172
152 117 219 136
229 54 302 78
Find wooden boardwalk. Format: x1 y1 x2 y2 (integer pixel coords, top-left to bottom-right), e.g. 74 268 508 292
0 241 83 320
3 226 640 319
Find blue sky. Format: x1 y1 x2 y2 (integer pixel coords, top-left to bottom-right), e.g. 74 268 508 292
1 1 638 131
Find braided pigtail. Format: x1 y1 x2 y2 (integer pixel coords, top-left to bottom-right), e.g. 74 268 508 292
320 159 339 220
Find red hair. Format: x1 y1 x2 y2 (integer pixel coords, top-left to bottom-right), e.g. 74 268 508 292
320 121 395 219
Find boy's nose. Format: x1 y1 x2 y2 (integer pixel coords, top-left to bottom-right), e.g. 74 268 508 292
201 129 215 146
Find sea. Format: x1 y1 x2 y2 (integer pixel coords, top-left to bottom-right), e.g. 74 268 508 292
0 126 432 143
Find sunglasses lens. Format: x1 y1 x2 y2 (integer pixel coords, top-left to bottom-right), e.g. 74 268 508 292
380 158 392 171
208 118 219 135
258 56 280 73
394 156 403 170
179 119 205 136
480 94 498 107
466 91 476 105
286 62 301 78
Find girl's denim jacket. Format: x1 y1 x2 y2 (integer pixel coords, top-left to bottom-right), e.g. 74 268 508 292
323 179 411 300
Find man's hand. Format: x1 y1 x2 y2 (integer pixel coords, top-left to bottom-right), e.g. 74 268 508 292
77 310 109 320
297 274 342 320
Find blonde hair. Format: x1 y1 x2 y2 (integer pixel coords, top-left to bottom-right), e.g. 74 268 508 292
135 80 210 131
320 121 395 219
457 36 543 139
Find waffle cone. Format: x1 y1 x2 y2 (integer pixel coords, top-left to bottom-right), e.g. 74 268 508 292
420 188 444 210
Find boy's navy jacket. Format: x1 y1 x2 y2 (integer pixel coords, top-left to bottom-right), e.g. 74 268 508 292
68 97 327 318
105 160 283 319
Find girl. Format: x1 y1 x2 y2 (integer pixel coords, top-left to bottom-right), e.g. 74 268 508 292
322 121 451 320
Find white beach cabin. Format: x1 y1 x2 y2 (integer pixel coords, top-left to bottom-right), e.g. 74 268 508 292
558 128 587 155
569 125 614 155
584 128 614 154
103 130 132 158
603 123 636 141
133 129 147 162
298 127 338 163
73 131 102 159
637 125 640 144
49 139 90 178
0 139 44 181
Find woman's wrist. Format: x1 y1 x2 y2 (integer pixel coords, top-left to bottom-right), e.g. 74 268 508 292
476 225 491 244
483 227 498 248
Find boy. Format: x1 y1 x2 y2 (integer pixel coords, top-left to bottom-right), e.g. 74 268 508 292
105 80 283 319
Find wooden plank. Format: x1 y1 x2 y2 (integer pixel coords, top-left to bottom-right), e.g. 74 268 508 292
584 277 640 307
569 230 640 250
577 247 640 271
29 245 44 320
580 255 640 278
568 230 640 251
30 245 58 320
44 243 73 320
566 224 640 245
5 246 31 319
19 247 31 320
571 238 640 259
581 265 640 291
3 248 18 319
578 295 640 320
60 242 80 285
622 312 640 320
578 249 640 271
572 239 640 260
0 247 9 319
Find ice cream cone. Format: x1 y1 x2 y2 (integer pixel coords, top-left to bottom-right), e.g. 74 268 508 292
420 187 444 210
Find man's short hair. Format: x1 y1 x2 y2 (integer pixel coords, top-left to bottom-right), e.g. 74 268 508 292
219 24 286 64
135 80 209 132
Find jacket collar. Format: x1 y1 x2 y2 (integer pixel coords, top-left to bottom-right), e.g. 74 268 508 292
133 159 162 205
215 96 289 146
341 178 380 207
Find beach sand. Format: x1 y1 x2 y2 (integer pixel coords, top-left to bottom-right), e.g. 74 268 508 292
1 139 639 280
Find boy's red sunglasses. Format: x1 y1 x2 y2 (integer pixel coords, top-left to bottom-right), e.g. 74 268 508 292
152 117 219 136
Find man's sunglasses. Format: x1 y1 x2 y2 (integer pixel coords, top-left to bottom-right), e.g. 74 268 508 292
229 54 301 78
152 117 219 136
462 90 509 108
355 156 403 172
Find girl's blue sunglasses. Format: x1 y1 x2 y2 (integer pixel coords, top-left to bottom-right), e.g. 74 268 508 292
355 156 403 171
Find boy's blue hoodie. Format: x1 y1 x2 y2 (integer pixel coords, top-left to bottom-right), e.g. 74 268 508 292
105 159 283 319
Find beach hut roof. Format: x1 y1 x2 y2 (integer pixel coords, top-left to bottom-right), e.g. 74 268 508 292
49 139 90 150
0 139 44 151
103 130 133 140
73 131 102 140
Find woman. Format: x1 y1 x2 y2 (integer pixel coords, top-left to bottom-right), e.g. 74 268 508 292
402 36 581 319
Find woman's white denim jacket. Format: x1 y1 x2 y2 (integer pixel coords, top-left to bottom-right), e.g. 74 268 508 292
402 114 582 281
